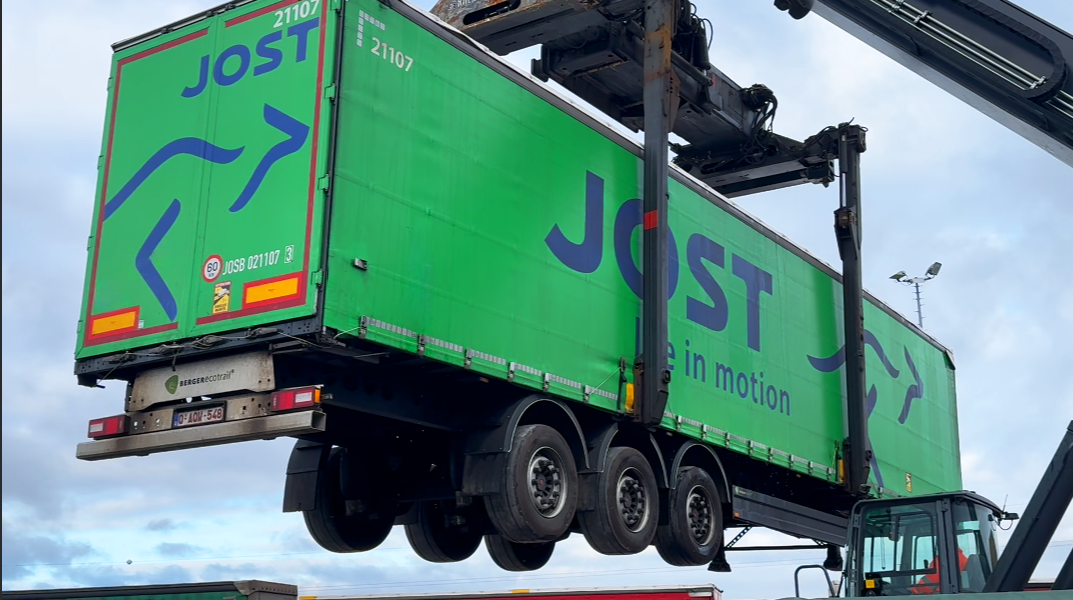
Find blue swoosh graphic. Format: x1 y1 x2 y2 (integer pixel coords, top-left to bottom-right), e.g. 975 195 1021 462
806 332 928 489
135 199 181 321
105 139 244 219
807 329 900 378
809 332 904 491
898 347 924 424
104 105 309 321
229 104 310 212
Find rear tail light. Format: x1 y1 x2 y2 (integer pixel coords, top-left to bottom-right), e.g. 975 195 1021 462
271 386 322 411
87 415 129 439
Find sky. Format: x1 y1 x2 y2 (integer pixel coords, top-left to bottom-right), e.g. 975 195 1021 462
2 0 1072 596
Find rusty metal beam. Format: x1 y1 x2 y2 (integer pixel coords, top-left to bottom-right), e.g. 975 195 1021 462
638 0 675 427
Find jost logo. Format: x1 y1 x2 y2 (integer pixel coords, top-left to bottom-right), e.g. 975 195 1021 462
165 375 179 395
544 171 931 439
545 171 773 352
181 18 320 98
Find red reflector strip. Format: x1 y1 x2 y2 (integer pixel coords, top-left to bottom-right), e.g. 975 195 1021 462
271 387 321 411
643 210 659 230
87 415 128 439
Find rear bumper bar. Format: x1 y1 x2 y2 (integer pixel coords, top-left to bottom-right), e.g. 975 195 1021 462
76 410 327 461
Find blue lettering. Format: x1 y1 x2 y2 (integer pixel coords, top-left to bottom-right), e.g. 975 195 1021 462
685 233 729 333
255 31 284 76
547 176 778 356
613 198 678 299
182 55 210 98
546 172 603 273
287 18 320 63
731 254 773 352
214 44 251 87
692 351 705 382
181 19 320 97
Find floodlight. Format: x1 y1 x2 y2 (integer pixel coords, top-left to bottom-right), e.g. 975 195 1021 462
892 262 942 328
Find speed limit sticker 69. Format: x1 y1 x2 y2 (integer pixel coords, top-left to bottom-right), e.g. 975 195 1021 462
203 255 223 282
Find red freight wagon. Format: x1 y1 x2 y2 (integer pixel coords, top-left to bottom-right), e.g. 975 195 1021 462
306 587 723 600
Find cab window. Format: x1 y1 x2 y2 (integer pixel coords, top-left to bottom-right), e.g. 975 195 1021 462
857 503 939 595
952 499 1000 592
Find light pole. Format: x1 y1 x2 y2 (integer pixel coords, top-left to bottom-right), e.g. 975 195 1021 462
890 262 942 328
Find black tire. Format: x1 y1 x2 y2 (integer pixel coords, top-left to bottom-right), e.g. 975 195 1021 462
485 534 555 571
485 424 578 543
578 446 660 555
304 447 395 553
405 500 483 563
655 466 723 566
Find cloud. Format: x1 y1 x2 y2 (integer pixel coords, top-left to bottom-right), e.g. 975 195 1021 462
154 543 207 559
1 523 95 582
146 519 182 532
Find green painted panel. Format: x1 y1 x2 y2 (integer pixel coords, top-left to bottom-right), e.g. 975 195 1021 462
76 0 336 359
324 0 960 495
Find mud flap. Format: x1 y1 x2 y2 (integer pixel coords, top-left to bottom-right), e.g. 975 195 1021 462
282 440 330 512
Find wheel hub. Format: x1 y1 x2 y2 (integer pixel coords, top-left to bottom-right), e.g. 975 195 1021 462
617 467 649 532
686 485 714 545
529 447 566 518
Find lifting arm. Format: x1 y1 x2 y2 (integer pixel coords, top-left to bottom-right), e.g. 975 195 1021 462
778 0 1073 166
433 0 844 198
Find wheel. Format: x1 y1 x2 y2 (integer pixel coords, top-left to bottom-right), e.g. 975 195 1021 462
484 424 578 543
485 534 555 571
655 466 723 566
304 447 395 553
578 446 660 554
405 500 483 562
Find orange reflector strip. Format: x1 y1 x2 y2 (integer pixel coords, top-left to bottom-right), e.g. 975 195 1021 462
245 275 300 305
91 309 138 335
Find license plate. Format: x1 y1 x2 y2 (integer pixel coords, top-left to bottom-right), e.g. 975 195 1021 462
173 405 225 428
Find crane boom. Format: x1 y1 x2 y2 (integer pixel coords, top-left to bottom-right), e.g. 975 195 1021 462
806 0 1073 166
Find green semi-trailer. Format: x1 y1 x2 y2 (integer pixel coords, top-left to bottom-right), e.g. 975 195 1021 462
74 0 960 571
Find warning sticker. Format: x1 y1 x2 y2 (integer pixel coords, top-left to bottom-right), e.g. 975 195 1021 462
213 281 232 314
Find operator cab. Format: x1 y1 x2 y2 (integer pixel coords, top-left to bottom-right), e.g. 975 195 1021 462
845 491 1008 596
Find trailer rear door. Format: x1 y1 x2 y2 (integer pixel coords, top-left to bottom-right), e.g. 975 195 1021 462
76 0 336 359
